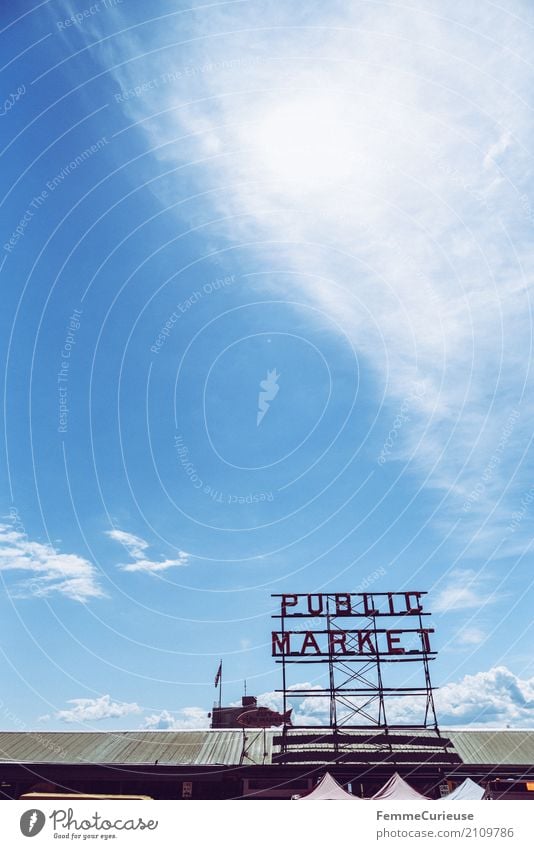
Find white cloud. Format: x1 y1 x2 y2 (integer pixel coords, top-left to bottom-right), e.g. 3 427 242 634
46 697 207 728
456 627 487 646
84 1 534 554
142 707 208 730
121 555 189 574
52 695 142 724
0 522 104 602
433 569 497 612
106 528 189 573
250 667 534 728
48 666 534 730
483 131 512 170
391 666 534 728
105 529 148 559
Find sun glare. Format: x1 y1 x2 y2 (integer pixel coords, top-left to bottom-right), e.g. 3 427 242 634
251 94 358 194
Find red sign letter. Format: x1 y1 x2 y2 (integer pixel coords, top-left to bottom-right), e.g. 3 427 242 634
362 594 379 616
386 630 405 654
357 631 377 653
300 632 321 655
272 632 290 655
419 628 433 653
404 592 424 613
281 595 298 616
307 594 324 616
328 631 348 654
335 594 351 616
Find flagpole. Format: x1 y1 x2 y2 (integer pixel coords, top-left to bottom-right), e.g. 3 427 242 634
218 660 222 709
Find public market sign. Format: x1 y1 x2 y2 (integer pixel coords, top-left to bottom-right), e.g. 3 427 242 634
271 592 434 658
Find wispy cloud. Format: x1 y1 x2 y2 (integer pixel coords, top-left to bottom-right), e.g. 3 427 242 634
0 521 104 602
48 694 141 724
106 529 148 559
106 528 189 573
433 568 498 613
82 1 534 554
456 626 487 647
483 131 512 171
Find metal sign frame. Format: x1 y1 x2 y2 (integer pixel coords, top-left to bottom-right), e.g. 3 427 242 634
271 591 446 762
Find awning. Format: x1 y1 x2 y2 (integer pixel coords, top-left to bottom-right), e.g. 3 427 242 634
371 772 429 800
294 772 359 800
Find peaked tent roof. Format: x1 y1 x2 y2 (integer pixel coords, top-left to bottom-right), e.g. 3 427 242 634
295 772 359 800
371 772 429 800
442 778 486 801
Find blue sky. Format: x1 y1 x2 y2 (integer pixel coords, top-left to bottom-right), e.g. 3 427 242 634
1 0 534 731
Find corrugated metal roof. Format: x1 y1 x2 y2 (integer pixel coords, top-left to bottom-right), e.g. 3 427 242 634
0 730 270 766
0 729 532 766
199 730 271 765
447 731 534 765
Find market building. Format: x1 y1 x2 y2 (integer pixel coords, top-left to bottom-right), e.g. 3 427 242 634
2 592 531 801
0 728 533 800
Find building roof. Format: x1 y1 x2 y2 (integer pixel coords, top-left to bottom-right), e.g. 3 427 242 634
0 728 532 767
447 730 534 765
0 730 271 767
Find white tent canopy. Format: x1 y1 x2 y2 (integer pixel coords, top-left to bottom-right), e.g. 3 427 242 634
295 772 359 800
371 772 429 801
442 778 486 801
294 771 486 802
